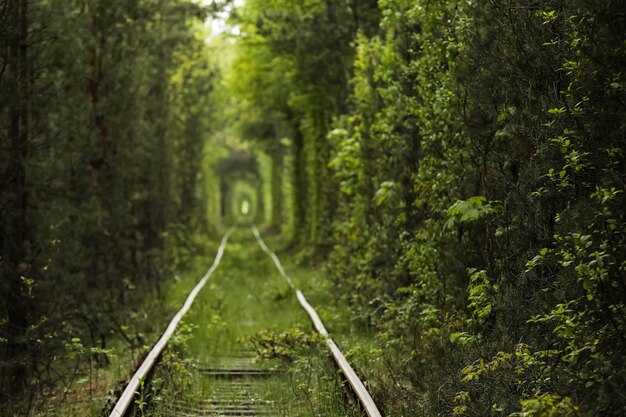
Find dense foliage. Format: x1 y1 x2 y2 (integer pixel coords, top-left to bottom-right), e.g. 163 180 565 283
1 0 624 415
231 0 625 415
0 0 218 412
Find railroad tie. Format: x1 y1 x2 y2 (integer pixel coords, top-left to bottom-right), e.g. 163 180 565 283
166 355 283 417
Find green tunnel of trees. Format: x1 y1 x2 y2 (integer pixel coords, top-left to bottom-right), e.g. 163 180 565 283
215 148 264 225
1 0 625 416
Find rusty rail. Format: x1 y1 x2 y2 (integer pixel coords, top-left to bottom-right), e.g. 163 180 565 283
252 226 383 417
109 229 233 417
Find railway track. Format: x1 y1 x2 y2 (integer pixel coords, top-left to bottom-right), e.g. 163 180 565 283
163 353 284 417
109 228 382 417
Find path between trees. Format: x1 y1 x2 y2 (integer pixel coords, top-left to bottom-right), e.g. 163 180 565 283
110 228 379 417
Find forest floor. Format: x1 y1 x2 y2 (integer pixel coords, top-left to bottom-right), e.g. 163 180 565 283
42 228 374 416
146 228 364 416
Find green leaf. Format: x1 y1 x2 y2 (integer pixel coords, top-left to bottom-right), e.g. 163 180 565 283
548 107 566 115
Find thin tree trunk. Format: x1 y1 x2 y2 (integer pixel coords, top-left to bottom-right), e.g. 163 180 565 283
270 145 283 231
3 0 29 397
88 11 107 181
292 129 308 240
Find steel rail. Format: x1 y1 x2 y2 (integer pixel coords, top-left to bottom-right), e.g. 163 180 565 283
109 229 233 417
252 226 383 417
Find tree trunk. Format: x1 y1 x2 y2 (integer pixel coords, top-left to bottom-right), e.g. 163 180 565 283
270 145 284 231
3 0 29 398
88 8 108 182
292 129 308 241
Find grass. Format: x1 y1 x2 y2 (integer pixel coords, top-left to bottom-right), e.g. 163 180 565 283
29 238 222 417
144 228 363 417
35 228 371 417
262 233 388 412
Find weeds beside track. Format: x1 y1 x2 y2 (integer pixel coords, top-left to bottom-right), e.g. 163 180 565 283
108 228 379 417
